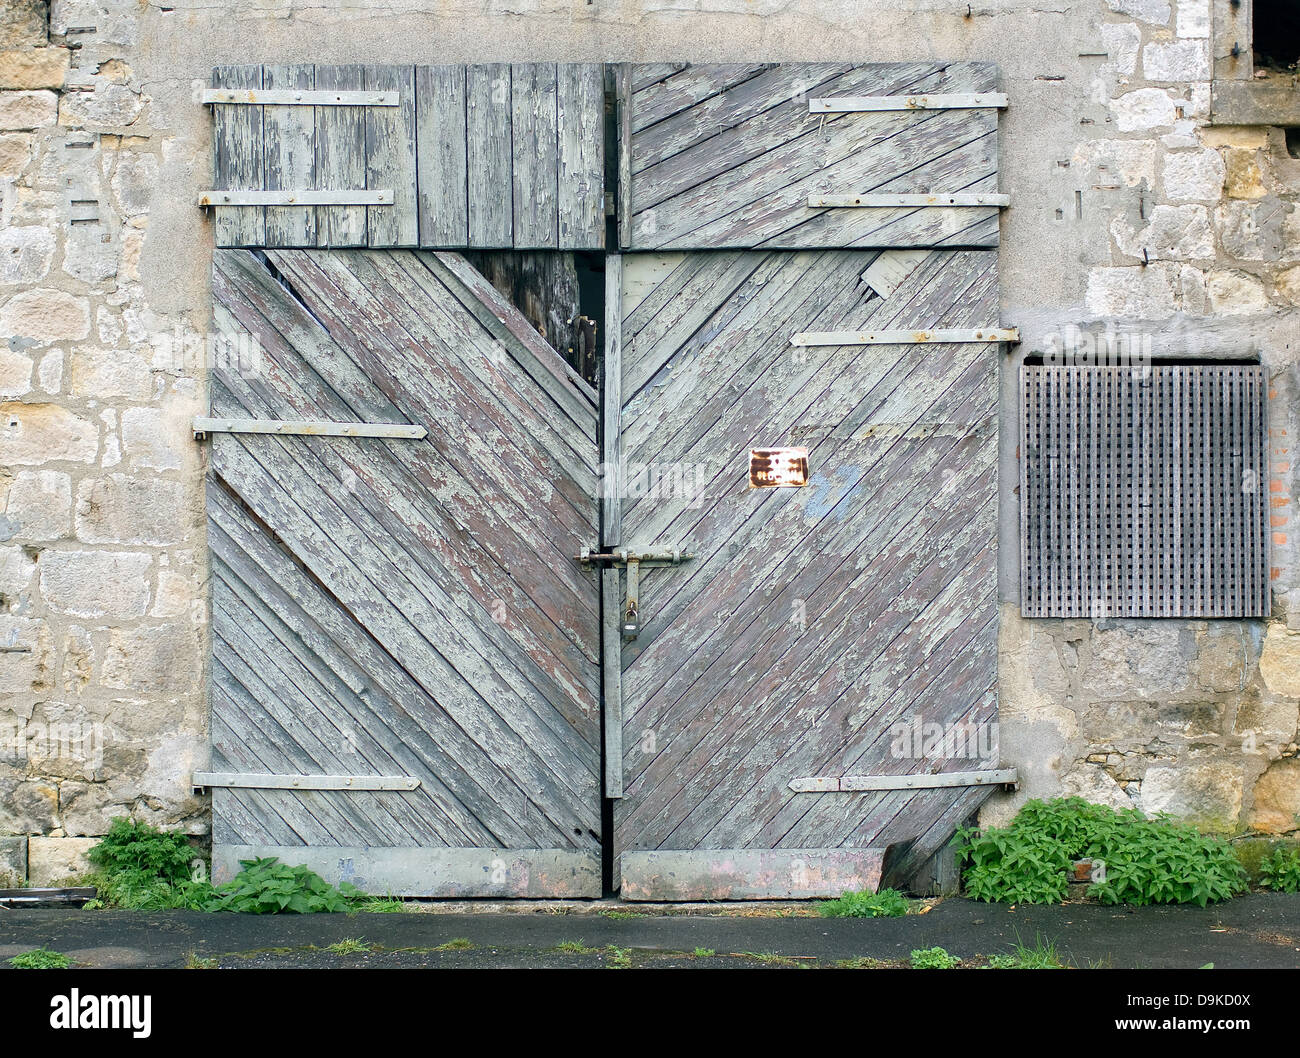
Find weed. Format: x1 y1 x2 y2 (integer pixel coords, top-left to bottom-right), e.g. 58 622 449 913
432 938 474 951
601 909 638 920
202 857 361 913
910 946 960 969
836 956 889 969
352 896 406 913
692 947 716 957
10 948 71 969
957 797 1247 906
325 938 372 955
817 887 909 918
987 932 1067 969
1259 846 1300 893
184 951 218 969
605 945 632 968
554 940 593 954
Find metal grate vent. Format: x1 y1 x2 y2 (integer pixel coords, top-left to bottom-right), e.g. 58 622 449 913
1020 364 1269 619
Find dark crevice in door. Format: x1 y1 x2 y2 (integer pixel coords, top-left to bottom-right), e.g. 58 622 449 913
251 249 332 335
462 251 604 387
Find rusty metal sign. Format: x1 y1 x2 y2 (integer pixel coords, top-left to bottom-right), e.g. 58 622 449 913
749 447 809 488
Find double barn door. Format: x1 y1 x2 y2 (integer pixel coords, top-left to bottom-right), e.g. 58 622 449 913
204 62 1005 898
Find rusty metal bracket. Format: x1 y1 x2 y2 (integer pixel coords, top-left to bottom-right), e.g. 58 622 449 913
577 545 693 639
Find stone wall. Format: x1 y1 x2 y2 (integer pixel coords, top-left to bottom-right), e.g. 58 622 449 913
1 0 208 884
0 0 1296 882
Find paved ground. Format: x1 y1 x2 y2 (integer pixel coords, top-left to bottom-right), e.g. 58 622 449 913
2 893 1299 968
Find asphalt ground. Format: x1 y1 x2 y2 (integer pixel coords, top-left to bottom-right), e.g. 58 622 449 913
2 893 1299 969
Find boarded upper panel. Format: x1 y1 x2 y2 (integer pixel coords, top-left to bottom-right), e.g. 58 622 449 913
1020 364 1269 619
620 62 1002 250
209 64 605 249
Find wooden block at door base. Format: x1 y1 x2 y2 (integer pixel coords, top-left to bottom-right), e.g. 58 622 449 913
212 845 602 898
619 849 886 901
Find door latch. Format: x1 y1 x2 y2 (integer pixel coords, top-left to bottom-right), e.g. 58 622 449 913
577 545 694 639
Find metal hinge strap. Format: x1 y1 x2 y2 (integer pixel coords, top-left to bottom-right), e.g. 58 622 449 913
789 768 1019 793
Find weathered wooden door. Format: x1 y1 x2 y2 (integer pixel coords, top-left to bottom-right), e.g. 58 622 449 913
205 247 603 896
604 248 1001 898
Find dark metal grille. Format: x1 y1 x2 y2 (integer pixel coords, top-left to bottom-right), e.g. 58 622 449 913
1020 364 1269 618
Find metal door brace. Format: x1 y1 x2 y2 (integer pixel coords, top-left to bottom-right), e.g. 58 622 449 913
577 545 694 639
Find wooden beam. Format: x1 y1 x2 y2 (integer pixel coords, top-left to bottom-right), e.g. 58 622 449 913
790 327 1019 347
809 92 1009 112
199 189 392 207
202 88 399 106
808 193 1010 208
193 416 426 439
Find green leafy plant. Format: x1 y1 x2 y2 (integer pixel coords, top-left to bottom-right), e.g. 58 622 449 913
432 938 474 951
692 947 716 958
956 797 1247 907
910 946 960 969
817 887 909 919
987 932 1067 969
554 940 593 954
1258 846 1300 893
85 816 212 910
10 948 71 969
604 945 632 969
201 857 361 914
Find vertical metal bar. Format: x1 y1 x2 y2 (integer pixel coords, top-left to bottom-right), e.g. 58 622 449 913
601 567 624 799
603 253 623 547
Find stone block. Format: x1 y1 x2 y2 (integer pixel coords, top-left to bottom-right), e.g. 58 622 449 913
69 346 152 400
1249 759 1300 834
0 289 90 344
1142 40 1210 82
39 549 151 618
0 89 56 130
27 836 97 884
76 475 192 547
100 624 200 694
1141 758 1244 829
3 469 72 539
0 225 55 286
0 347 32 398
1107 0 1170 24
0 401 98 464
1206 270 1269 315
121 406 185 472
1086 265 1177 319
0 48 70 90
0 834 25 885
1111 88 1177 133
1162 148 1224 202
1225 149 1267 200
